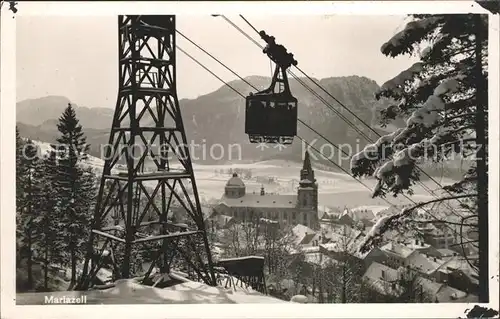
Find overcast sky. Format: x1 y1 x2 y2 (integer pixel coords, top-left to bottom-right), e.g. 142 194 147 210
16 15 417 108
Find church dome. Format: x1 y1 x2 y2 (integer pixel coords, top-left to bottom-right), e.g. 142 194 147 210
226 173 245 187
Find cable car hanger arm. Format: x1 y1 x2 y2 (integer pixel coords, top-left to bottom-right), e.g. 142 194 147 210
258 30 298 69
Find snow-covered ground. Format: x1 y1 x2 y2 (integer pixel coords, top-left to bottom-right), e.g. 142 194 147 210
16 278 284 304
186 161 453 210
31 141 457 210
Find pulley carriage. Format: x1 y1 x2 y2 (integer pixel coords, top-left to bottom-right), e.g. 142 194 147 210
245 31 298 145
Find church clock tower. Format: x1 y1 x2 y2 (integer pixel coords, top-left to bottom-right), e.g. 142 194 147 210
297 151 318 212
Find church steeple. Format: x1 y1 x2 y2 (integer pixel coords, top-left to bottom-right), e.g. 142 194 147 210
303 150 311 170
298 150 318 214
300 150 315 183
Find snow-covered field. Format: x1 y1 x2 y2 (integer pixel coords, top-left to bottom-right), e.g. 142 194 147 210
32 141 457 211
16 278 284 304
185 160 455 209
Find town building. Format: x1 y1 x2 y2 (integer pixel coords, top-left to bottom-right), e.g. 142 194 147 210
214 151 319 230
379 242 416 269
362 262 478 303
320 207 376 230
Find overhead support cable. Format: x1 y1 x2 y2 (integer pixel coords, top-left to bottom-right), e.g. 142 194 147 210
176 40 469 242
226 15 476 218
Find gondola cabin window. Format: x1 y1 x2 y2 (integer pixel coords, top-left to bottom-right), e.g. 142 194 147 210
245 94 298 144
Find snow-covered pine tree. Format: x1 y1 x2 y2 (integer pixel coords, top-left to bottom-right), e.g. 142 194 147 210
31 150 66 291
350 14 488 299
16 127 26 253
16 127 24 211
351 14 486 246
51 103 96 288
15 136 39 290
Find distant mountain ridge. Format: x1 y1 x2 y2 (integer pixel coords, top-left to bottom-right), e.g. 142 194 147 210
17 95 115 129
16 75 467 178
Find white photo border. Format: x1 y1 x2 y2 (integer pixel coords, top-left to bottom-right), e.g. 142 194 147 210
1 1 498 318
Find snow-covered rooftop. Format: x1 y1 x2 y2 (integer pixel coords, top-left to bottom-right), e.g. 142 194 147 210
291 224 316 244
406 252 445 275
363 262 400 296
380 242 415 258
304 252 335 268
218 256 264 262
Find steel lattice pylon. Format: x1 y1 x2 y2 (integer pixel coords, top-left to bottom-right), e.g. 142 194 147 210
78 15 216 289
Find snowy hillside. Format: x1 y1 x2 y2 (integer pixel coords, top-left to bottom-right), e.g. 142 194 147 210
33 140 106 170
16 278 285 304
31 140 452 211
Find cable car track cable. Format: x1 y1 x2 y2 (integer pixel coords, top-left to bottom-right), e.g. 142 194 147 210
178 41 350 160
179 24 462 218
213 17 376 146
219 16 460 213
229 15 476 218
176 30 257 91
178 27 376 150
177 45 390 196
177 23 470 245
236 15 476 219
176 43 467 242
177 30 363 158
288 71 374 143
221 15 263 48
177 46 244 98
240 15 261 35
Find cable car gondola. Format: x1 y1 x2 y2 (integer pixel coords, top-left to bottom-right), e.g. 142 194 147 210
245 31 298 145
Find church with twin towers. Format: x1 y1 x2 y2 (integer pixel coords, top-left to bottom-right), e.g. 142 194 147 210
214 151 319 230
